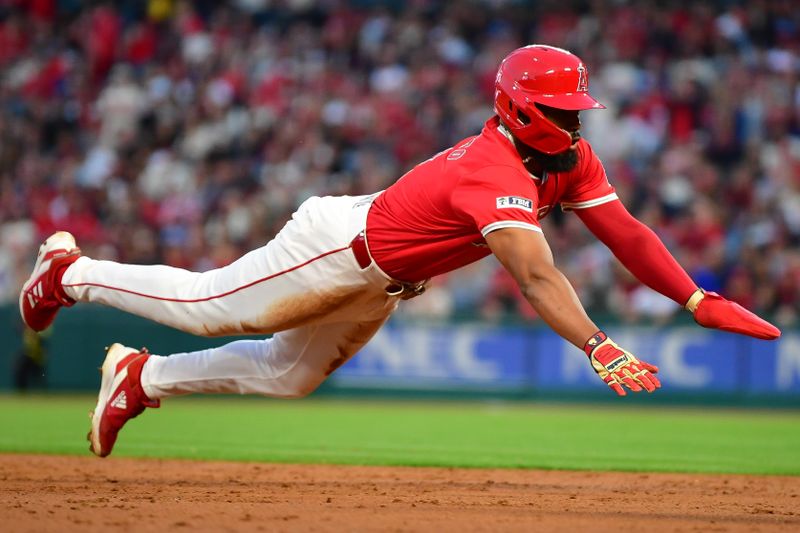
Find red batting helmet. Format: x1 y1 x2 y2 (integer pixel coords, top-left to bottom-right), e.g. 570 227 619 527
494 45 605 155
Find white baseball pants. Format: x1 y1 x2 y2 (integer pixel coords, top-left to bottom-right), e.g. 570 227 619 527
61 195 399 399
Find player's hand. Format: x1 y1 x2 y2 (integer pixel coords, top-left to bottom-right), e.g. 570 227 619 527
584 331 661 396
685 289 780 340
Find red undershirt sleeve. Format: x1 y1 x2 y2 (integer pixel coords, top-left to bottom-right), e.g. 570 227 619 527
574 199 697 306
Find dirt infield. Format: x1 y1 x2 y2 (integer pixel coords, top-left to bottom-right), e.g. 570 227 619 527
2 454 799 532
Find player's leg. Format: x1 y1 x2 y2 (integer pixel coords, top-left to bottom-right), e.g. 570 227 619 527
142 315 392 398
24 195 373 336
88 313 393 457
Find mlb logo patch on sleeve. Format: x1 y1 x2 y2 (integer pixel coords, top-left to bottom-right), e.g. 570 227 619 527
496 196 533 212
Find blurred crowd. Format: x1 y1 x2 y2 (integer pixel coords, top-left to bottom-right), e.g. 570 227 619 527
1 0 799 327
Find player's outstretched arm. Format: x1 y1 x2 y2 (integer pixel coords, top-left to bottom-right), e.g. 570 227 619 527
575 200 780 340
485 227 660 395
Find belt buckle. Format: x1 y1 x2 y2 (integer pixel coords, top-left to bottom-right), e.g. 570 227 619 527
385 283 404 296
385 281 427 299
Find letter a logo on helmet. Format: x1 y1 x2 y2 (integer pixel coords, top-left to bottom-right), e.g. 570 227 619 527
577 65 588 92
494 45 605 155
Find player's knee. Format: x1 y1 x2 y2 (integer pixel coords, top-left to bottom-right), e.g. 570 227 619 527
177 324 215 338
186 320 248 338
282 385 316 399
284 377 323 398
279 369 325 399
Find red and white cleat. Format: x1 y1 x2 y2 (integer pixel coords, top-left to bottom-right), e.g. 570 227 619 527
88 343 160 458
19 231 82 331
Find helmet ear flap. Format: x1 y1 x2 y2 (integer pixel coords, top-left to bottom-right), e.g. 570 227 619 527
517 102 573 154
493 89 516 128
494 88 573 154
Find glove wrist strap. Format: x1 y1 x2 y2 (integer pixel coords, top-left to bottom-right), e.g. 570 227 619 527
583 330 608 357
684 288 705 313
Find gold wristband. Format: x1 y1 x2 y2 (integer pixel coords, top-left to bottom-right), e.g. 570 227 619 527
684 289 705 313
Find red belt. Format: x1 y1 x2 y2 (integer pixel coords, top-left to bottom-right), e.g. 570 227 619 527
349 231 427 298
350 231 372 269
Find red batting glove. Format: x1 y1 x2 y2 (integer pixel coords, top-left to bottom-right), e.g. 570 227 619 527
686 289 781 340
584 331 661 396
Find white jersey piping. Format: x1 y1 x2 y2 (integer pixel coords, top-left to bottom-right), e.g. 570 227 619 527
481 220 543 236
560 192 619 211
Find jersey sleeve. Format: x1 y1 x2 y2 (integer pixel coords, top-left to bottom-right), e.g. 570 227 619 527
451 165 542 236
559 140 618 211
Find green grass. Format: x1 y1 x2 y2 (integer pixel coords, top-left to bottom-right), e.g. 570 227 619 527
1 395 799 475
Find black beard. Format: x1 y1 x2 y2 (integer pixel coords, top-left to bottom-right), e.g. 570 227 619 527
526 146 579 172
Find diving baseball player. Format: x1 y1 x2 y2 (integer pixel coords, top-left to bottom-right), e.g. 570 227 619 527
19 45 780 457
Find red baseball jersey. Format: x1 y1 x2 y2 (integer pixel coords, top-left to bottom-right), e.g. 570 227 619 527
365 117 617 283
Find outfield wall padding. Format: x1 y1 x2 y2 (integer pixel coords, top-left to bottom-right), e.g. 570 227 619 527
2 304 798 404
